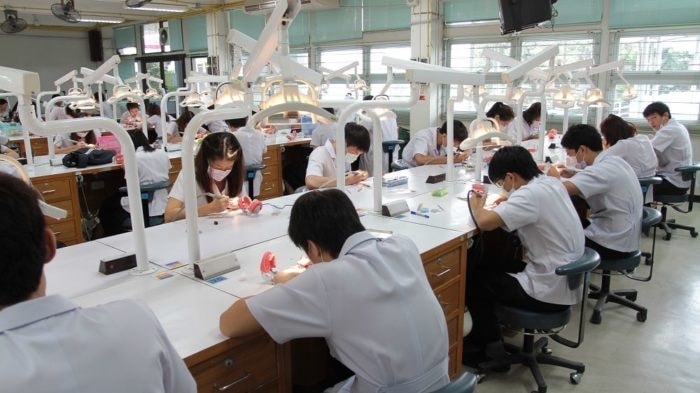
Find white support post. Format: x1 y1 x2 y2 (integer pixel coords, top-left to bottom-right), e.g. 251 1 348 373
408 0 441 133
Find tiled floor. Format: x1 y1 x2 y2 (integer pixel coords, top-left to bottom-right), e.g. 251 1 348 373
469 207 700 393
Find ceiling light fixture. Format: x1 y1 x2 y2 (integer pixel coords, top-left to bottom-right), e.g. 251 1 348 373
78 15 124 24
125 4 187 13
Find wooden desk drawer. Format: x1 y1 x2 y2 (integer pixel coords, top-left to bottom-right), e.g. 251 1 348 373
435 280 460 317
49 221 78 243
191 335 278 393
260 164 279 181
258 178 281 200
33 178 72 203
262 146 280 166
446 314 460 347
45 200 75 224
424 247 461 290
30 138 49 156
448 345 459 378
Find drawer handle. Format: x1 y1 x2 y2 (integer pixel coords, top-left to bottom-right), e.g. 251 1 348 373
41 189 57 195
431 268 452 278
264 187 273 191
439 300 450 308
53 231 62 236
215 372 251 391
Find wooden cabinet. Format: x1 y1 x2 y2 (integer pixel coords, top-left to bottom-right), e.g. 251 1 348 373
32 173 83 245
420 235 468 379
258 145 283 200
168 157 182 191
11 137 49 157
186 333 291 393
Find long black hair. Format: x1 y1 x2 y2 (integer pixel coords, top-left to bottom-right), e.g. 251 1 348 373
195 133 245 202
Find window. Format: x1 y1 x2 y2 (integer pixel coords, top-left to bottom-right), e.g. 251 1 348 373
289 52 309 68
114 26 137 56
191 57 208 74
521 38 596 69
449 42 512 73
142 21 179 54
319 48 364 74
619 35 700 72
370 46 411 75
614 33 700 122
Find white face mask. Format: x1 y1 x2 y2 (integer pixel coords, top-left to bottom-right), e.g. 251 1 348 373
531 121 541 130
208 167 231 182
345 153 359 164
76 132 89 138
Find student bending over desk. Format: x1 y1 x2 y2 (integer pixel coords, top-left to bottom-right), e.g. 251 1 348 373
548 124 642 260
305 122 370 190
0 173 195 393
400 120 470 167
465 146 585 367
219 189 450 393
165 132 245 222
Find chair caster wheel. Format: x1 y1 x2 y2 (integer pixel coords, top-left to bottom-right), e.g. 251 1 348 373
637 310 647 322
570 372 582 385
691 230 698 238
625 293 638 301
663 233 672 241
541 346 552 355
590 311 602 324
644 257 653 266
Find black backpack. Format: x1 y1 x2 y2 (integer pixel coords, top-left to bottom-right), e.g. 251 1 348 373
62 148 116 168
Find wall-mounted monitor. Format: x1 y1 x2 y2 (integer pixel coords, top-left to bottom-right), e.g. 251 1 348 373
499 0 555 35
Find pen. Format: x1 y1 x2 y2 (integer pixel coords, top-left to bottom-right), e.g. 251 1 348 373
410 210 430 218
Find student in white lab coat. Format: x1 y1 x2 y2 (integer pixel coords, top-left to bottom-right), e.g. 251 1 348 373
643 102 693 198
120 102 143 129
599 114 657 177
0 173 196 393
227 117 267 197
164 132 245 222
400 120 470 167
305 122 370 190
164 110 207 144
219 189 450 393
53 107 98 154
46 100 71 121
204 105 230 134
466 146 585 366
486 102 515 131
506 102 541 141
145 103 175 140
98 130 171 236
550 124 643 260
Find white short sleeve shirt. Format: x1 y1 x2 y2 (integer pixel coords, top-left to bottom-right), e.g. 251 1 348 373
306 140 350 180
120 148 172 216
650 119 693 188
206 120 229 134
505 116 537 141
401 127 439 167
232 127 268 197
0 295 195 393
568 154 643 252
602 135 657 178
493 176 585 305
246 232 449 393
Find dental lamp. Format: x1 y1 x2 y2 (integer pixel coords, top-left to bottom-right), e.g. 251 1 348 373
572 60 627 125
459 126 516 184
36 70 78 121
552 85 577 131
159 74 229 135
0 64 153 275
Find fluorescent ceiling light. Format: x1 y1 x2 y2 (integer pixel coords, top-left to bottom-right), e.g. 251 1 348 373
125 4 187 13
446 19 499 27
79 15 125 24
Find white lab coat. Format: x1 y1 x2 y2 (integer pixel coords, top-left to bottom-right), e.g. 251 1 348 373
493 176 585 305
46 106 71 121
306 139 351 180
601 135 658 203
0 295 195 393
246 232 449 393
120 147 171 216
169 171 231 207
400 127 440 168
205 120 229 134
311 122 337 148
568 154 643 253
650 119 693 188
232 126 267 197
147 114 176 139
505 116 538 142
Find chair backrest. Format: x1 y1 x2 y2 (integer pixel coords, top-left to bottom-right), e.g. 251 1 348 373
638 176 662 201
430 372 477 393
676 163 700 210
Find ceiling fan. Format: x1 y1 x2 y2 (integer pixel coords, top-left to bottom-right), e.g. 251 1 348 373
125 0 153 7
51 0 81 24
1 9 28 34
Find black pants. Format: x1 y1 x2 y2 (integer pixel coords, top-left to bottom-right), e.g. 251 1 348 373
585 237 634 260
466 238 568 348
653 177 688 199
98 192 130 237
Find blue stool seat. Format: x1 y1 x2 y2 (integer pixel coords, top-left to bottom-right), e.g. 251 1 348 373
431 372 477 393
496 305 571 331
245 163 267 198
589 250 647 324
